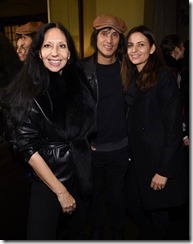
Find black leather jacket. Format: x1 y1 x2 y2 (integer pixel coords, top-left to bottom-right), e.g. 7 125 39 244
16 97 74 186
80 56 98 104
13 68 96 197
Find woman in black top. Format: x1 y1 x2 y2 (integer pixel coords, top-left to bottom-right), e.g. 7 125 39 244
121 25 188 240
0 22 96 240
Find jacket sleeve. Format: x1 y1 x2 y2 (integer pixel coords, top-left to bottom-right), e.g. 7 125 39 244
14 100 44 163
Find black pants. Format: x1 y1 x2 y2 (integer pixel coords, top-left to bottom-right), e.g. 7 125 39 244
27 181 89 240
91 147 129 234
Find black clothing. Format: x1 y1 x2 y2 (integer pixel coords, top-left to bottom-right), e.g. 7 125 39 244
14 66 96 199
81 57 128 151
163 54 189 139
81 56 129 239
125 160 170 240
124 67 188 239
8 64 96 239
163 54 182 73
125 68 188 209
0 142 29 239
91 147 129 231
0 32 27 239
27 181 89 240
93 60 128 149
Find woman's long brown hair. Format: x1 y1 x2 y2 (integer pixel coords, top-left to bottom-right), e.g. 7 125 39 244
121 25 166 92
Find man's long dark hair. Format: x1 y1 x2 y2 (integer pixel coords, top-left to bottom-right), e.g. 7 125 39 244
121 25 166 92
0 22 79 137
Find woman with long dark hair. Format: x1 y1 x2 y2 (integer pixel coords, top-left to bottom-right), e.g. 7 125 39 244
0 22 96 240
121 25 188 240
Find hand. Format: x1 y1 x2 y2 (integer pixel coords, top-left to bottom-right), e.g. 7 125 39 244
150 173 168 191
183 136 189 146
91 146 96 151
57 190 76 214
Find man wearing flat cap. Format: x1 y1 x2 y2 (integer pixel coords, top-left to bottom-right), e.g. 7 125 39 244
16 21 44 61
80 14 128 240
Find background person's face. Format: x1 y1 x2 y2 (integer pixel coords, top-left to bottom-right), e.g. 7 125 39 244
21 35 33 55
16 38 27 61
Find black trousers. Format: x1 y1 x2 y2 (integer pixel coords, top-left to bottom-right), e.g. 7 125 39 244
27 181 89 240
90 147 129 233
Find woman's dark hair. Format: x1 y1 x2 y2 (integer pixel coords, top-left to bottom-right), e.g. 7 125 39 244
0 22 79 136
0 32 23 88
90 27 125 57
160 34 183 56
121 25 165 92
